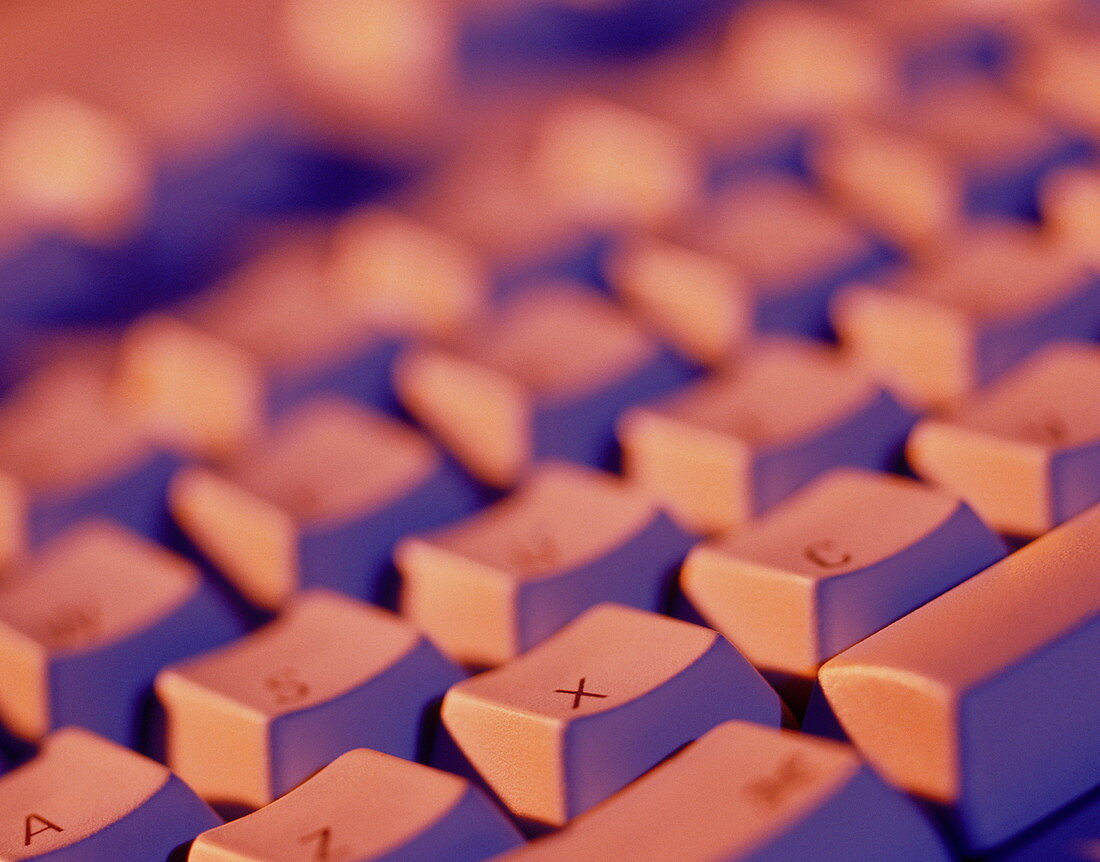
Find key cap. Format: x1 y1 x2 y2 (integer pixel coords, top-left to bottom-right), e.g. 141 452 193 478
156 589 464 811
817 502 1100 851
492 720 952 862
0 727 219 860
618 339 916 534
680 468 1007 680
0 520 243 748
189 747 523 862
0 351 177 549
437 603 782 830
397 462 694 667
170 397 479 610
907 341 1100 537
395 285 693 488
833 225 1100 407
673 177 898 338
1041 166 1100 263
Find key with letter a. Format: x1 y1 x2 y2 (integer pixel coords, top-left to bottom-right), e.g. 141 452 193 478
156 590 464 811
818 502 1100 851
190 747 522 862
437 603 782 830
0 727 219 861
493 720 951 862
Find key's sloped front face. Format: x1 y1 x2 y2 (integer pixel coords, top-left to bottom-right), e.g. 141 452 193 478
819 502 1100 851
908 341 1100 537
190 747 522 862
156 589 464 811
398 462 694 667
0 520 241 747
681 468 1007 678
492 720 952 862
0 727 220 861
438 603 782 829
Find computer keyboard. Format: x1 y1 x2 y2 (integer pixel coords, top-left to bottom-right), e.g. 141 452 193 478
0 1 1097 861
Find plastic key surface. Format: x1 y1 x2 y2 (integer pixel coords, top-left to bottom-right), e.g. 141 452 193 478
0 727 220 861
437 603 782 830
818 502 1100 851
171 397 478 610
0 520 242 747
619 339 916 533
397 462 694 667
907 341 1100 538
189 747 523 862
396 284 692 488
156 589 464 811
491 721 951 862
680 468 1007 678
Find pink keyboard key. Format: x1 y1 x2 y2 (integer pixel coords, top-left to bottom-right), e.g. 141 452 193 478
397 462 693 667
156 589 464 811
437 603 782 830
190 748 522 862
619 339 916 533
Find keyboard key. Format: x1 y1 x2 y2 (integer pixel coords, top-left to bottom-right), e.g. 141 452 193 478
680 468 1007 679
0 520 243 748
493 720 952 862
170 397 479 610
817 502 1100 851
833 226 1100 407
437 603 782 830
619 339 916 534
395 285 693 488
0 727 220 860
397 462 694 667
189 747 522 862
1041 166 1100 263
156 589 464 811
907 341 1100 537
0 351 178 547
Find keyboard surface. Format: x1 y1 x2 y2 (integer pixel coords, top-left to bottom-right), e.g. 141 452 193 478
0 1 1098 860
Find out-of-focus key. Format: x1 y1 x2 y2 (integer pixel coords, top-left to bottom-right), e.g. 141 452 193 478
907 341 1100 537
833 225 1100 407
170 397 478 610
396 285 693 488
0 520 242 748
438 603 782 830
818 502 1100 851
619 339 916 534
156 589 464 811
0 727 220 861
1041 166 1100 263
190 747 523 862
397 462 694 667
680 468 1007 680
492 721 952 862
0 351 177 548
675 177 897 338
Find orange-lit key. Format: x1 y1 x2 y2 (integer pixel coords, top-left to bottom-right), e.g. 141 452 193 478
0 520 242 748
395 284 692 488
1041 166 1100 263
0 94 150 243
680 468 1007 680
818 502 1100 851
907 341 1100 537
189 747 523 862
1015 17 1100 140
156 589 464 811
618 339 916 534
170 397 477 610
527 96 702 231
397 462 694 667
493 721 952 862
0 727 220 860
437 603 782 830
833 225 1100 407
0 350 177 548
